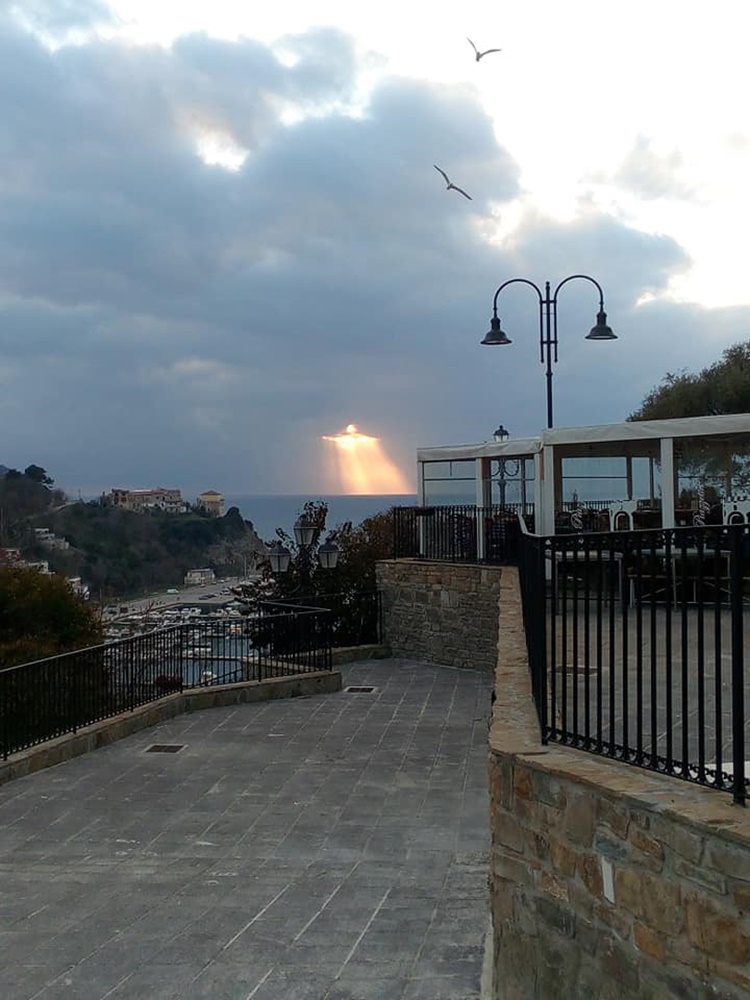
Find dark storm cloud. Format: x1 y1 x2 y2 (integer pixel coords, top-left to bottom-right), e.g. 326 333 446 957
0 17 746 495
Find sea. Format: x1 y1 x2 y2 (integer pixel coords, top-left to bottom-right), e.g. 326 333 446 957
224 494 417 543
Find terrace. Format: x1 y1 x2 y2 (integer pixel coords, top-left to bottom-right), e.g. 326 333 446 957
0 659 492 1000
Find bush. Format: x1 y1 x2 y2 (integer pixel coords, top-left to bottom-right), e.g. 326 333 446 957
0 567 103 668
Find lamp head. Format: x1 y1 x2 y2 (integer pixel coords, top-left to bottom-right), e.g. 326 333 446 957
317 538 341 570
293 514 317 547
493 424 510 442
481 316 512 346
586 310 617 341
267 540 292 574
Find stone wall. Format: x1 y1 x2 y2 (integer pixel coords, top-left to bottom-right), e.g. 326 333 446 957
376 559 503 671
490 568 750 999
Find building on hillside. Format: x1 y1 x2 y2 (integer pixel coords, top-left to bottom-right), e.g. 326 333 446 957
0 547 23 565
34 527 70 551
24 560 51 574
107 487 186 513
196 490 225 517
184 567 216 586
67 577 90 599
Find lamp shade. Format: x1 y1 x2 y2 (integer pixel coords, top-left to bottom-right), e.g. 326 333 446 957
293 514 317 547
585 310 617 341
267 540 292 574
317 538 341 570
481 316 512 346
493 424 510 442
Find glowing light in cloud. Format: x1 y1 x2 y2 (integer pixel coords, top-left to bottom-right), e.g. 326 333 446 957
322 423 410 494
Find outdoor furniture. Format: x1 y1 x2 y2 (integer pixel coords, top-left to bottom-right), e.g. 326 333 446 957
629 546 733 606
723 498 750 525
608 500 639 532
552 548 625 606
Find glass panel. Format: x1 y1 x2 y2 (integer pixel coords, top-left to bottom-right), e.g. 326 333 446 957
675 436 750 522
561 456 629 502
423 479 477 505
488 456 534 506
422 460 476 481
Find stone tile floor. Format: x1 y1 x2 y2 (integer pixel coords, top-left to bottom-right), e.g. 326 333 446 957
0 659 492 1000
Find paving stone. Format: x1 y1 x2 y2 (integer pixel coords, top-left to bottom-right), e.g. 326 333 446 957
0 659 491 1000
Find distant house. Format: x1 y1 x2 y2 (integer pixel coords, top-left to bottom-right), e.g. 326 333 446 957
34 527 70 551
184 568 216 586
0 548 50 574
196 490 225 517
67 577 90 599
107 487 185 513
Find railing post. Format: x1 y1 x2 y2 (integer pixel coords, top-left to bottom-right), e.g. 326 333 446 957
730 524 746 805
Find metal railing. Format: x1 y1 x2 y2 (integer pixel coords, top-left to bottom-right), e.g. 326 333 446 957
393 505 534 565
518 524 750 802
0 608 332 760
259 591 381 647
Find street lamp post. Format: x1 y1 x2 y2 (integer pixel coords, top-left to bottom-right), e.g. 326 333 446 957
267 514 341 592
490 424 519 508
481 275 617 429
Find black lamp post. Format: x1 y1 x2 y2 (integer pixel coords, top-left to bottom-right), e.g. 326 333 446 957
490 424 518 507
481 275 617 429
266 514 341 591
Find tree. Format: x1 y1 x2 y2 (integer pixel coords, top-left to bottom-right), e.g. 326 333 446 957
629 341 750 497
24 464 54 486
629 341 750 421
240 502 394 648
0 567 103 668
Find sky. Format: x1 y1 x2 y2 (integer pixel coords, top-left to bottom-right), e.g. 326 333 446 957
1 0 749 496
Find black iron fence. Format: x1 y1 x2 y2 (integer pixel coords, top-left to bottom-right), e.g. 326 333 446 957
0 608 332 760
518 524 750 802
259 591 381 647
393 505 534 565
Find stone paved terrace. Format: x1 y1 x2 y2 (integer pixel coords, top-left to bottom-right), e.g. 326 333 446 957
0 659 492 1000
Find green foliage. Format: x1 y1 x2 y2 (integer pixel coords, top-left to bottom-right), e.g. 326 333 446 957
0 465 65 545
629 341 750 420
23 464 54 485
0 567 103 668
242 501 393 606
42 502 263 597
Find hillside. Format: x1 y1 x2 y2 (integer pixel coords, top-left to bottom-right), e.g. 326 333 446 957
1 467 265 597
37 503 265 597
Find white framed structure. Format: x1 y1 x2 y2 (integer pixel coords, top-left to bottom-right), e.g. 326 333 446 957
417 414 750 535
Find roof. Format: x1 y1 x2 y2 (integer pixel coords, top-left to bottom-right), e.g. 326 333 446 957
418 413 750 462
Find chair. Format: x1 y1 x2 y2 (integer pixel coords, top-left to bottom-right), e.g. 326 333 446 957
608 500 638 532
722 498 750 525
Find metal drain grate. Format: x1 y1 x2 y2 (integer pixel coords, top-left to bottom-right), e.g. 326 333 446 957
145 744 185 753
345 686 375 693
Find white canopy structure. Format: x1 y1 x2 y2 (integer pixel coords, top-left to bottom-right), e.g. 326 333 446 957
417 414 750 535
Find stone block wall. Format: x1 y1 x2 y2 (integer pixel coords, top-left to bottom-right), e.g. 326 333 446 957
376 559 503 671
490 568 750 999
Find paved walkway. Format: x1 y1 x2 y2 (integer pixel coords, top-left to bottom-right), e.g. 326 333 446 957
0 660 492 1000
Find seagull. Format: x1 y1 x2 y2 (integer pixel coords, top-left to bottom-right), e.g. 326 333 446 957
467 37 502 61
434 165 472 201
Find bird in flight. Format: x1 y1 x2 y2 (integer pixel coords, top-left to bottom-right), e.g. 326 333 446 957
467 37 502 61
434 165 472 200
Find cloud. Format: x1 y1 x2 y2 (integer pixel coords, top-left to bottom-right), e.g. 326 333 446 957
8 0 117 38
0 18 748 497
607 134 695 201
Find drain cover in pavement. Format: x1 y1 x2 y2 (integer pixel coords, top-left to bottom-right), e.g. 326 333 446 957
345 686 375 693
145 744 185 753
